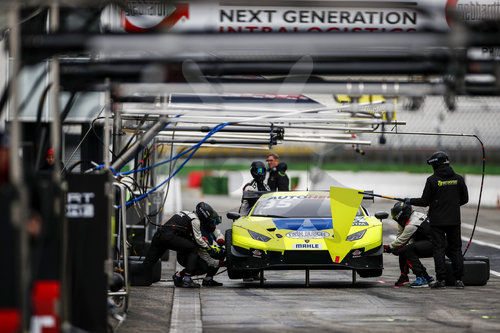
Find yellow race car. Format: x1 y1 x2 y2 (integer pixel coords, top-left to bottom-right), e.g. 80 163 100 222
225 189 387 280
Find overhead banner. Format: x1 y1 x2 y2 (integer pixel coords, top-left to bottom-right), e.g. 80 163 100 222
100 0 500 33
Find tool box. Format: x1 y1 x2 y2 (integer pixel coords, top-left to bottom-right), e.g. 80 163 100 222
445 256 489 286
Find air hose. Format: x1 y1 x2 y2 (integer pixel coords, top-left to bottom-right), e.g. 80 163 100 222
354 129 486 257
463 135 485 256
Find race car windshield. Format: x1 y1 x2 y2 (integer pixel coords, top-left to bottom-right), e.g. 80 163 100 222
251 195 363 218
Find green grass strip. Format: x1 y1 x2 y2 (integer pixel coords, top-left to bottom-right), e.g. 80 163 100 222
159 162 498 176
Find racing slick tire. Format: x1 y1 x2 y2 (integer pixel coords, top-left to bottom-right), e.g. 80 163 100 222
357 269 383 278
225 229 251 280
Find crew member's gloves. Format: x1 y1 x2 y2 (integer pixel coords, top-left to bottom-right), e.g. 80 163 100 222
391 247 402 256
207 245 226 260
216 238 225 247
206 245 219 256
383 245 392 253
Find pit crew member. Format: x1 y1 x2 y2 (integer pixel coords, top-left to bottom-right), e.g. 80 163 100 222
142 202 223 287
405 151 469 289
266 153 289 191
384 201 434 288
239 161 270 215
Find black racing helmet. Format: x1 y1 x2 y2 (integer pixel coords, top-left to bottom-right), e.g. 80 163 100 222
196 202 221 231
427 151 449 168
250 161 266 182
391 201 412 226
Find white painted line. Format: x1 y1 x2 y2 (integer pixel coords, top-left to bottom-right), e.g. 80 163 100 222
462 223 500 237
169 263 202 333
155 280 173 286
462 236 500 250
490 270 500 277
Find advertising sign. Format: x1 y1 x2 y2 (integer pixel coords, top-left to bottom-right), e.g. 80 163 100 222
101 0 500 33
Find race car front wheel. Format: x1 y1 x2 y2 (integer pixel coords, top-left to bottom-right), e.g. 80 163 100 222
225 229 251 279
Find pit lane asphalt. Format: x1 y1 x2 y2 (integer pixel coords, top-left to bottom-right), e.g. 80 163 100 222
118 189 500 333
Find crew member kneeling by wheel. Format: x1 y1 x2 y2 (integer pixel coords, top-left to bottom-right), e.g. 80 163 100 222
142 202 224 288
384 201 434 288
173 203 226 287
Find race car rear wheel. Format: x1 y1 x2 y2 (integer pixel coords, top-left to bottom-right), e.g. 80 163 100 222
225 229 251 279
357 269 383 278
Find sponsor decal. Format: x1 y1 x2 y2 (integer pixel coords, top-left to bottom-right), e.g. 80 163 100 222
104 1 500 35
352 219 369 226
437 180 458 186
252 249 263 258
219 6 419 32
352 249 364 257
447 0 500 26
293 243 322 249
286 230 330 239
122 2 189 32
66 192 96 218
267 194 329 200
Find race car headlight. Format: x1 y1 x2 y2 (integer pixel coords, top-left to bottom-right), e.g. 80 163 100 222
248 229 271 242
346 229 366 242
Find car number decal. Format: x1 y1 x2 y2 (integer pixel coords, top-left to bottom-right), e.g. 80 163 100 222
292 243 322 249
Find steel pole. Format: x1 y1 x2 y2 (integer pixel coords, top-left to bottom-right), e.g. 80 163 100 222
110 116 168 171
8 4 30 332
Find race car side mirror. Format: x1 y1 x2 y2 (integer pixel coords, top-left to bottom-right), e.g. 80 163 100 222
226 212 241 222
375 211 389 220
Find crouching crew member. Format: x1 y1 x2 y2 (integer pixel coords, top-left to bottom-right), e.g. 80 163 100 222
173 206 226 287
384 201 434 288
142 202 223 288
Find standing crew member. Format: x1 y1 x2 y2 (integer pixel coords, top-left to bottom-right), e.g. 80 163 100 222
239 161 270 282
266 153 289 191
405 151 469 289
239 161 270 215
142 202 222 287
384 202 434 288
